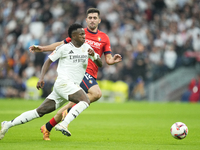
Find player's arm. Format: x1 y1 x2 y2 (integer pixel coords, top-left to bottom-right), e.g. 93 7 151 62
29 41 64 53
88 48 102 67
94 54 102 67
103 35 122 65
37 58 53 90
105 53 122 65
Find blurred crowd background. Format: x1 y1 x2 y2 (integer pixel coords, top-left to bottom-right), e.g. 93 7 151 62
0 0 200 101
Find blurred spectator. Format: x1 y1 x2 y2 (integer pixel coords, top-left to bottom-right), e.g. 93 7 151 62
181 73 200 103
51 16 65 35
148 46 164 81
40 4 53 23
132 77 146 100
163 44 177 72
17 26 32 50
193 33 200 52
24 62 35 79
50 0 64 18
133 40 148 81
29 21 44 40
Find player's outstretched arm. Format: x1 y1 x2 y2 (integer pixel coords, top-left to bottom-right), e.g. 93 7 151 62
37 58 53 90
29 41 64 53
105 54 122 65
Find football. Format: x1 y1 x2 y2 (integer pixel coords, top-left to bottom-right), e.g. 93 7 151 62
170 122 188 139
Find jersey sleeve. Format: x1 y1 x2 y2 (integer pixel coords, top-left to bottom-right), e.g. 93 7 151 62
64 37 71 44
104 34 112 55
48 44 64 62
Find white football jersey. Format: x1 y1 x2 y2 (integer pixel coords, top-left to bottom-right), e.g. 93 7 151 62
48 42 94 84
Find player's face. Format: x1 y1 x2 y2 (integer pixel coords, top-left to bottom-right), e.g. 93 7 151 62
75 28 85 45
86 13 101 31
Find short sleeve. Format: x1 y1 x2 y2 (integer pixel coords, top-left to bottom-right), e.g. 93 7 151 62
104 34 112 55
48 44 64 62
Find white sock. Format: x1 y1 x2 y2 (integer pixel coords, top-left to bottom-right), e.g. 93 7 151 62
62 101 89 127
10 109 40 127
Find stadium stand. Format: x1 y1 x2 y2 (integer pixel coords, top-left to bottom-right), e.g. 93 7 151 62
0 0 199 101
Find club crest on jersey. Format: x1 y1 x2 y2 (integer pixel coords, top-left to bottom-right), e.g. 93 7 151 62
98 37 101 41
89 80 93 84
82 48 85 52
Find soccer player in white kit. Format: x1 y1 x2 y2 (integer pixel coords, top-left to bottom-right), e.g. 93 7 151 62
0 23 102 140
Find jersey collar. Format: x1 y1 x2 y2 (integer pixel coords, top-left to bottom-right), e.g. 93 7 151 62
87 28 98 34
69 42 75 47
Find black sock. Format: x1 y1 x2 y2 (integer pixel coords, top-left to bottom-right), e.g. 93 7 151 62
67 107 72 113
46 122 53 132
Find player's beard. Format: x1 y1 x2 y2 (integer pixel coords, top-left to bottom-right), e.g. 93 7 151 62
88 23 97 31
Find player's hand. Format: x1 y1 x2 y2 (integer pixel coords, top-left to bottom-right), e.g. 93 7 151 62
113 54 122 63
88 48 95 56
29 45 43 53
36 79 45 90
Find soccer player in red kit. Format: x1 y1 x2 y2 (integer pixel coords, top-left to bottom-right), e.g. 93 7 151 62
29 8 122 140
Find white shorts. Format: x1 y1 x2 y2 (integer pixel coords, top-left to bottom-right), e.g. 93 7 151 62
47 79 82 109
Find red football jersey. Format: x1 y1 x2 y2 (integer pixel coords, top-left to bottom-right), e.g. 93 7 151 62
64 28 112 79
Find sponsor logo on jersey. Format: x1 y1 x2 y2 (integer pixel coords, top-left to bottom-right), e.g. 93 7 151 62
69 50 74 54
69 55 88 63
85 39 101 49
98 37 101 41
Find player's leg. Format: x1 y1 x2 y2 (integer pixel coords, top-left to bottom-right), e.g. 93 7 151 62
56 74 101 127
49 102 74 124
40 88 66 140
80 72 102 102
54 74 101 127
54 73 101 122
59 73 101 114
41 103 72 140
87 84 102 103
0 98 56 140
40 74 101 139
55 89 90 136
40 102 75 140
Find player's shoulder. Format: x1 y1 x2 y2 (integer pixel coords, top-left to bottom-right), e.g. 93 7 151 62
56 43 71 52
83 42 92 49
97 29 106 34
84 28 108 36
97 30 109 39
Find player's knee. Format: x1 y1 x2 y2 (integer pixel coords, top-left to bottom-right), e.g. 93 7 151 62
85 98 90 105
36 109 45 117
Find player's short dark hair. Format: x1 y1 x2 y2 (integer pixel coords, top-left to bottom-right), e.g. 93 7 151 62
68 23 83 38
86 8 100 17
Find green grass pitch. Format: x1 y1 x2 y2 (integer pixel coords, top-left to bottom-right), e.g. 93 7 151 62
0 99 199 150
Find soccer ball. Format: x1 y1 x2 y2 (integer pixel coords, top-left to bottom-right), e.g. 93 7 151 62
170 122 188 139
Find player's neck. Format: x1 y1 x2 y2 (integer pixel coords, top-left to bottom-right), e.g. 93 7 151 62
87 27 98 33
71 40 83 48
